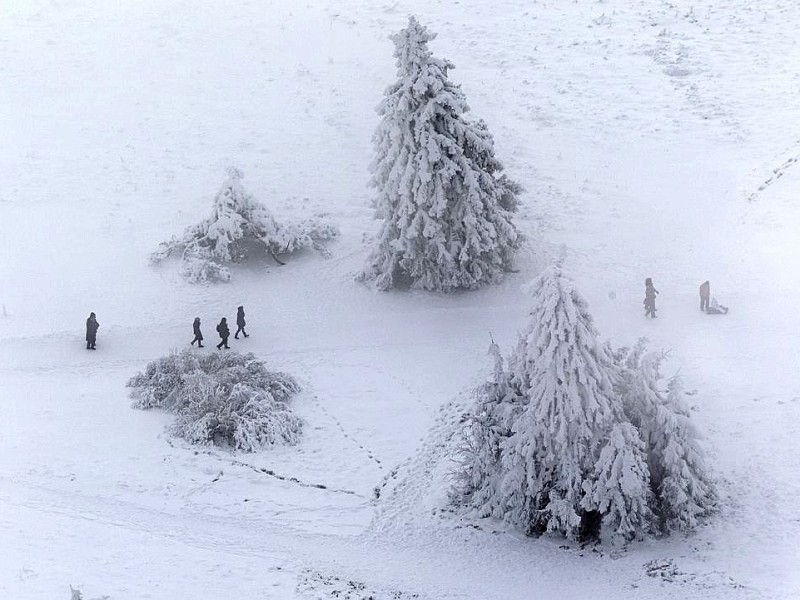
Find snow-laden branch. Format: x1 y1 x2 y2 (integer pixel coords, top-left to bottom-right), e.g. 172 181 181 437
151 168 338 283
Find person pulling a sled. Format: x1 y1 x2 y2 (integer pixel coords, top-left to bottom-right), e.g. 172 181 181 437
190 317 204 347
85 312 99 349
216 317 230 349
700 280 711 312
644 277 659 319
235 306 248 339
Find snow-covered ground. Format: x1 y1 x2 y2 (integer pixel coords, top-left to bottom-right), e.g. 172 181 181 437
2 0 800 598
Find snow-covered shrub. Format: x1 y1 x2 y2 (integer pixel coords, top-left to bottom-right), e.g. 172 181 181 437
127 350 302 451
360 17 521 292
179 250 231 284
457 267 714 543
151 168 338 282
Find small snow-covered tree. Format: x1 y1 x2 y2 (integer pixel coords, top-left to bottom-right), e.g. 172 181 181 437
360 17 520 292
152 168 338 283
454 342 524 510
462 267 651 541
616 346 715 531
128 350 302 451
657 376 715 530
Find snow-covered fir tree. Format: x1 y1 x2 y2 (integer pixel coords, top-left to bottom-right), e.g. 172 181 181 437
461 267 652 541
151 167 338 283
360 17 520 292
616 345 716 531
455 342 524 510
458 270 715 543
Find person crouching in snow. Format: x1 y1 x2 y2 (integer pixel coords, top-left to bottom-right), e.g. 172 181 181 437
644 277 659 318
235 305 248 339
85 312 99 349
190 317 204 347
700 280 710 312
216 317 230 349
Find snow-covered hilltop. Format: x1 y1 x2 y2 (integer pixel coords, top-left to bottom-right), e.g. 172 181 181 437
1 1 799 599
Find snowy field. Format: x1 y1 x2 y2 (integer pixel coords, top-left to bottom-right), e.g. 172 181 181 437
2 0 800 598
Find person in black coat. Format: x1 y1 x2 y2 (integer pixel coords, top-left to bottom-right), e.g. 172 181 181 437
85 312 99 349
235 306 248 339
190 317 204 347
216 317 230 349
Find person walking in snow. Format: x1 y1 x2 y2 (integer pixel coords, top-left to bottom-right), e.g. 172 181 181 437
216 317 230 349
234 305 248 339
699 280 710 312
85 312 99 349
190 317 204 347
644 277 659 318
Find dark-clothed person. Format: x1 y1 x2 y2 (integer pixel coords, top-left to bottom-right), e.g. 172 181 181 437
644 278 659 319
86 312 99 349
235 306 248 339
699 280 710 312
191 317 204 347
216 318 230 349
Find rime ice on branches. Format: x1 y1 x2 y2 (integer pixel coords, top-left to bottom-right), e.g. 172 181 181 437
458 267 715 543
360 17 521 292
152 168 338 283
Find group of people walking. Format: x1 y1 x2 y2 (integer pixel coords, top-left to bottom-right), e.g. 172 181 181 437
191 306 249 349
85 306 249 350
643 278 728 319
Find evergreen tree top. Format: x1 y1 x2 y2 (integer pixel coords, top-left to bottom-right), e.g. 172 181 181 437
523 266 599 342
391 16 437 71
386 17 462 114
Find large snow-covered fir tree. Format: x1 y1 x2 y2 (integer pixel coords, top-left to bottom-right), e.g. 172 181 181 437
458 267 714 543
151 168 338 283
493 267 651 540
360 17 520 292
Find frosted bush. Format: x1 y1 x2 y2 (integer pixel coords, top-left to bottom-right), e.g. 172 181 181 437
179 251 231 284
457 267 715 543
128 350 302 451
151 168 338 282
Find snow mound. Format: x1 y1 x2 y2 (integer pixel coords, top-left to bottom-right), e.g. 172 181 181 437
372 397 470 536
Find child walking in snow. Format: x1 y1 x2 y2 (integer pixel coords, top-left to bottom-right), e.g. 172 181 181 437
644 278 658 318
216 317 230 349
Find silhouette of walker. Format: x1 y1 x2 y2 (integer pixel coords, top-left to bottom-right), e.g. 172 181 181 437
216 318 230 349
85 312 99 349
190 317 204 347
644 278 659 319
700 280 710 312
235 306 249 339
